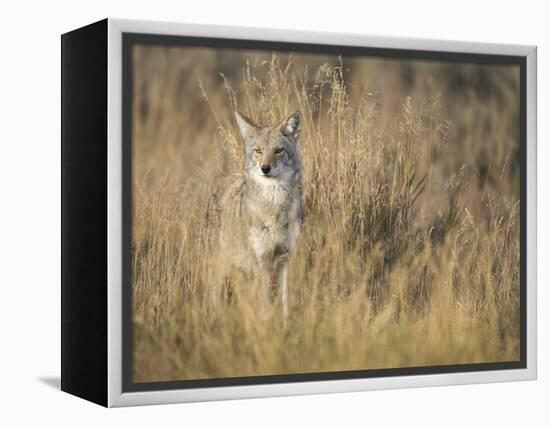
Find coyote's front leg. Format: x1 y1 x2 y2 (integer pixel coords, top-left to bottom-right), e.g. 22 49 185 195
279 263 288 317
268 251 289 316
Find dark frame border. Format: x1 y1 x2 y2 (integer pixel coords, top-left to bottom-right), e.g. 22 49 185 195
122 32 527 393
61 19 108 406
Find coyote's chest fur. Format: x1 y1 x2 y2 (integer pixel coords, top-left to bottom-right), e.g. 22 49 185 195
209 173 302 274
245 176 301 266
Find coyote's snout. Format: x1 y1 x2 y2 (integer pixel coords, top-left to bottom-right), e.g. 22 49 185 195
206 110 303 315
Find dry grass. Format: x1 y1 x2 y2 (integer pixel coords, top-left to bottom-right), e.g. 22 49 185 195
131 46 520 382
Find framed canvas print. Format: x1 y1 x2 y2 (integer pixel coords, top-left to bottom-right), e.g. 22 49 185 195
61 18 537 407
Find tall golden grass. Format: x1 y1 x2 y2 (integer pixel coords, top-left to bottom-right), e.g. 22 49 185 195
131 46 520 382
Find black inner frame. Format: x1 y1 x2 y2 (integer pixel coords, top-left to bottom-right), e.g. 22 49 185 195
122 32 527 393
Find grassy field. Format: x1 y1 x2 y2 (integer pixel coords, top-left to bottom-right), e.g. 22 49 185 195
131 46 521 382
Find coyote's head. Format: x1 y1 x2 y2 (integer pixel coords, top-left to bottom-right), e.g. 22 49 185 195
235 111 302 181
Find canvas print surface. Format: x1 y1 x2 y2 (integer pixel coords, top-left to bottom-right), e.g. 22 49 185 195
129 41 521 384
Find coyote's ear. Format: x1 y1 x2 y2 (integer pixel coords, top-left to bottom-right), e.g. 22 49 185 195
235 111 259 141
280 110 302 141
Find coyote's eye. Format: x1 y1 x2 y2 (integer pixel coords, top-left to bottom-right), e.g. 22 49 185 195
253 148 262 154
274 147 284 154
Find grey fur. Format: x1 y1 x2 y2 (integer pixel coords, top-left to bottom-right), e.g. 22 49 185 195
206 111 303 315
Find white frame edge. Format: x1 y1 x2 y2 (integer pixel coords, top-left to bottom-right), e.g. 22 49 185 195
107 18 537 407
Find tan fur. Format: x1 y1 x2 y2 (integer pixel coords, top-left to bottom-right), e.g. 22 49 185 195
206 111 303 315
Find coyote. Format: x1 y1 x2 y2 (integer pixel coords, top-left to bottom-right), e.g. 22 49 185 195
206 110 303 315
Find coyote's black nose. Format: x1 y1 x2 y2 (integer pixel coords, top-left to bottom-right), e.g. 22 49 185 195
261 165 271 175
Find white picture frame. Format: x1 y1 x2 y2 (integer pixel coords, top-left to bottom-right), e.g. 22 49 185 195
61 18 537 407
